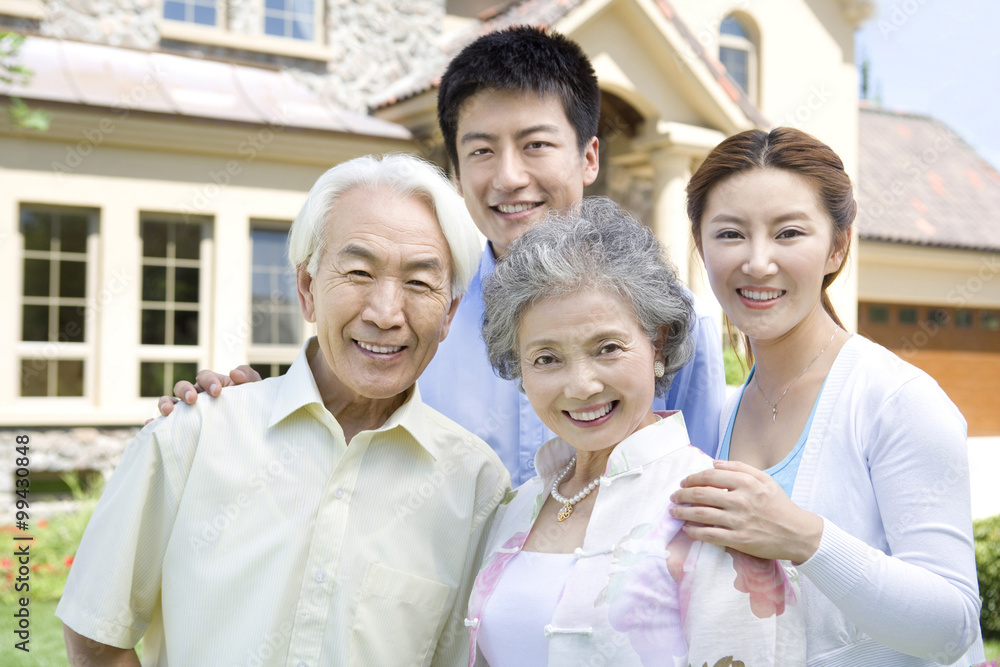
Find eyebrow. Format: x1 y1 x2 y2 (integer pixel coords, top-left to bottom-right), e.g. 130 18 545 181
708 210 813 225
339 244 445 273
459 124 562 145
524 329 630 350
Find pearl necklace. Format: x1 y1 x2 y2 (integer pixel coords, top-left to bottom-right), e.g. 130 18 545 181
754 327 838 422
550 456 601 522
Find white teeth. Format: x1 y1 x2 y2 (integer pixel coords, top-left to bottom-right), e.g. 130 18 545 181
358 341 403 354
496 203 536 214
568 403 613 422
739 289 783 301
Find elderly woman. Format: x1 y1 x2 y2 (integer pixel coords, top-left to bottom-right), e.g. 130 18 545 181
463 197 804 666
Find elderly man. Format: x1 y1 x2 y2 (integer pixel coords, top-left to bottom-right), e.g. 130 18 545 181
57 154 510 666
162 27 726 484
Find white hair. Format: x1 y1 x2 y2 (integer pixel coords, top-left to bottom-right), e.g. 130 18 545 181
288 153 482 298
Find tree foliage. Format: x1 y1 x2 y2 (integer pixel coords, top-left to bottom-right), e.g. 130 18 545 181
1 31 51 130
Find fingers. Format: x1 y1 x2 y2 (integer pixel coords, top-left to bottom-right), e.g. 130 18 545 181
157 395 178 417
669 502 734 530
193 370 229 397
229 365 262 384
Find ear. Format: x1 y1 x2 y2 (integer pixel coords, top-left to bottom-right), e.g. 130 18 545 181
652 324 671 363
297 266 317 323
438 295 462 343
581 135 600 187
825 227 851 274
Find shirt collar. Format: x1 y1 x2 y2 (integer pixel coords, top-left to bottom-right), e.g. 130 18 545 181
533 410 691 479
268 337 441 460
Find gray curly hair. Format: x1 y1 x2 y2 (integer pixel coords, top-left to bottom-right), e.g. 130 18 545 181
482 197 694 396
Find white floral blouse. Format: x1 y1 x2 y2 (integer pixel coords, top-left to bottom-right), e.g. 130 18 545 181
464 411 806 666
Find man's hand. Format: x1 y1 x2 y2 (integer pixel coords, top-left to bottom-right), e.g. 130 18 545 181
63 624 140 666
153 366 262 420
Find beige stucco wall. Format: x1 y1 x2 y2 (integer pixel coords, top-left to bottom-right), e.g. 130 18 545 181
0 109 410 426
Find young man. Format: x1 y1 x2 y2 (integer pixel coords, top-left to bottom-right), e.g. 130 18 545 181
164 27 726 485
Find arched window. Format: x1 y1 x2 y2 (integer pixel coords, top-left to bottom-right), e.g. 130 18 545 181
719 14 757 100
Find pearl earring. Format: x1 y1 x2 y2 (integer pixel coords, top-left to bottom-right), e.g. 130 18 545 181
653 360 665 378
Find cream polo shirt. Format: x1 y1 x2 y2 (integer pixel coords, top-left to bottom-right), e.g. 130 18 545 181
56 337 510 667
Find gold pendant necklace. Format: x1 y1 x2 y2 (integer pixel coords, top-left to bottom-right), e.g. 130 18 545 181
550 456 601 522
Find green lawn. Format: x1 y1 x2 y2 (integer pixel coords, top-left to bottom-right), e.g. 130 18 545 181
1 599 67 666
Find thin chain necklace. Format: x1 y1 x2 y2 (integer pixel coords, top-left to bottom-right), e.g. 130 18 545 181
754 328 838 422
550 456 601 522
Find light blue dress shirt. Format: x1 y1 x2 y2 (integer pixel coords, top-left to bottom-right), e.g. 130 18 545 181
420 245 726 487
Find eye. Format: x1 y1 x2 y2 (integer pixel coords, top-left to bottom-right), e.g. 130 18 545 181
716 230 743 240
599 343 622 355
469 147 493 157
532 354 556 367
526 141 551 150
777 228 804 239
407 279 431 289
348 270 372 278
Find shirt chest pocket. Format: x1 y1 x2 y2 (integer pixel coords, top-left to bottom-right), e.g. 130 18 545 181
350 562 455 666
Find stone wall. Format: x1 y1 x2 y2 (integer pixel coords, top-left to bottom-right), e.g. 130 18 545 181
1 427 138 521
33 0 445 112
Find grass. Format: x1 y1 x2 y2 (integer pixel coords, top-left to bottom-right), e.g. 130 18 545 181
0 598 67 665
987 639 1000 662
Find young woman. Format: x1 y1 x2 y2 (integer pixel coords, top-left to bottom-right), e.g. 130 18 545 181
670 127 985 666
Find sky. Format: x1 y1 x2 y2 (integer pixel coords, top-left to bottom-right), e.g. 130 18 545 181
856 0 1000 170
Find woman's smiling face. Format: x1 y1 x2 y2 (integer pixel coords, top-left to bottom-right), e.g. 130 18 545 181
698 168 846 343
518 288 660 454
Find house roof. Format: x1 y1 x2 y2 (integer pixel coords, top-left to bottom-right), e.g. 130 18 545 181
1 36 411 140
858 105 1000 253
369 0 767 127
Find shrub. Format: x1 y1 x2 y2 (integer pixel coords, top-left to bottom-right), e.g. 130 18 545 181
723 345 748 386
977 513 1000 639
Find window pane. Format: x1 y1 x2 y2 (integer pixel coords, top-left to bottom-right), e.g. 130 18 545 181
278 309 300 344
193 4 216 25
254 311 274 344
140 362 166 397
22 304 49 341
172 362 199 388
174 267 200 303
143 221 168 258
254 228 288 267
899 308 918 324
163 0 185 20
20 359 49 397
142 265 168 302
56 360 85 396
265 16 284 36
927 309 948 326
61 216 89 253
278 272 297 301
720 16 749 38
142 309 166 345
720 46 749 93
23 258 51 297
266 0 284 9
21 210 52 251
252 271 272 301
174 310 199 345
955 310 974 328
983 311 1000 332
60 260 87 298
868 305 889 324
59 305 86 343
175 224 201 259
293 21 313 41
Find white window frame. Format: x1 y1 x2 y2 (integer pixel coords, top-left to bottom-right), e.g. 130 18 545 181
15 205 100 404
136 212 214 398
719 14 758 102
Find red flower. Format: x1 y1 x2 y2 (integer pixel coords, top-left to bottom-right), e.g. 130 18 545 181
0 558 12 569
37 519 48 528
64 555 74 568
726 548 796 619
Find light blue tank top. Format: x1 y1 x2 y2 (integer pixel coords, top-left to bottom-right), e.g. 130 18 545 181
719 367 826 497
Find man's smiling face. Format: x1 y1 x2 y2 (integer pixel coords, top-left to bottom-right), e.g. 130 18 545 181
454 88 599 256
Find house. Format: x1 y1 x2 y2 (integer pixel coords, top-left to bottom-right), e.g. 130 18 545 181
856 104 1000 436
0 0 871 503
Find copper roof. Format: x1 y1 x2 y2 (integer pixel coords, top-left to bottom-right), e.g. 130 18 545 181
2 36 411 139
858 105 1000 252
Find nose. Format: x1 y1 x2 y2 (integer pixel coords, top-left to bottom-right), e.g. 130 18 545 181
493 150 530 192
563 359 603 401
361 280 405 330
743 238 778 278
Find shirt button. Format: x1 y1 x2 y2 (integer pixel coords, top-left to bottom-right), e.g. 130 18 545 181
297 662 308 667
527 459 535 469
335 488 345 499
314 570 325 583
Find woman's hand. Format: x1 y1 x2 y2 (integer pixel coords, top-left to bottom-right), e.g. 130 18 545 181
669 459 824 564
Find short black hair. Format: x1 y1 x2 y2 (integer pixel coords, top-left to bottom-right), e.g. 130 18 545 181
437 26 601 170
